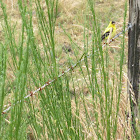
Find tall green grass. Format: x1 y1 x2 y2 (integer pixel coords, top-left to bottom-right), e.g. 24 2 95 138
0 0 136 139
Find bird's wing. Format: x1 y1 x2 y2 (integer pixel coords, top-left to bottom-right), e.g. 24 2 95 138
107 27 113 44
101 31 110 40
101 27 113 41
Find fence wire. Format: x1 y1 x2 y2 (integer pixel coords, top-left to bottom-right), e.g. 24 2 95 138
1 23 132 114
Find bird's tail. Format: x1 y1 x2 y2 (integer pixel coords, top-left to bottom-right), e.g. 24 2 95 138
101 34 105 40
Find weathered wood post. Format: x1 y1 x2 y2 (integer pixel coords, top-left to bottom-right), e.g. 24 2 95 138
128 0 140 134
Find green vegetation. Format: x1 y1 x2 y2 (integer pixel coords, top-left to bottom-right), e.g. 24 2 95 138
0 0 138 139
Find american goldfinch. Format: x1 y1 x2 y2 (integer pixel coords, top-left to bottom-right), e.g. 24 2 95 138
101 21 116 43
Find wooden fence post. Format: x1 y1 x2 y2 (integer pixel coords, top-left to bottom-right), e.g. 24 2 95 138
128 0 140 134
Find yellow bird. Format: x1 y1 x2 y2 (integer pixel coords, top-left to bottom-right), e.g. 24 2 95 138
101 21 116 43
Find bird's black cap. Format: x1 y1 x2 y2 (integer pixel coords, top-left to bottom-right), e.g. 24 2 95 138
112 21 115 24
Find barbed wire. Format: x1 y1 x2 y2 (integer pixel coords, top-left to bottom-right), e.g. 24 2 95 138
1 23 132 114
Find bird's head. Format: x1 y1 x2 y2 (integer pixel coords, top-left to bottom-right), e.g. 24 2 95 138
111 21 115 25
109 21 116 27
110 21 115 26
